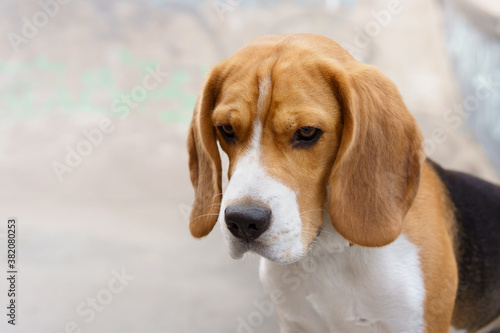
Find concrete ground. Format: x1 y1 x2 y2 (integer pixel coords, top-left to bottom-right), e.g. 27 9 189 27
0 0 498 332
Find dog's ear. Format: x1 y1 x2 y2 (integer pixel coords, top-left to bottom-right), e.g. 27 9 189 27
187 67 223 238
326 62 425 247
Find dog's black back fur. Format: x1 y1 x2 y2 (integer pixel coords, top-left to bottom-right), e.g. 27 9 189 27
428 160 500 330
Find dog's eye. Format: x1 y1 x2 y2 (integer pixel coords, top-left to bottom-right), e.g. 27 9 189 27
221 125 234 136
293 127 323 148
217 125 236 143
298 127 317 139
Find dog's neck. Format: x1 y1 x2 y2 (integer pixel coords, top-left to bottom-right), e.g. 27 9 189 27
258 214 426 332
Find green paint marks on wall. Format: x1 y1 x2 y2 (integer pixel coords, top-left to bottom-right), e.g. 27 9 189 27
0 50 199 125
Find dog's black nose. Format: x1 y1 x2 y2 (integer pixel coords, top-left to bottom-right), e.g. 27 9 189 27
225 205 271 242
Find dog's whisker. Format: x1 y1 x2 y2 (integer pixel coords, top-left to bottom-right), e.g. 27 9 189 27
299 208 327 216
299 215 327 228
189 213 220 223
301 227 337 236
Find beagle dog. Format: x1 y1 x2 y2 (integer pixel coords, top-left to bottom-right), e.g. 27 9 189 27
187 34 500 333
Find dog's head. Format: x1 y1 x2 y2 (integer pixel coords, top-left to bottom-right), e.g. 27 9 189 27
187 34 424 263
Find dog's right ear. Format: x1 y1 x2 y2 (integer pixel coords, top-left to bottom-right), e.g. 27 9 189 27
187 67 224 238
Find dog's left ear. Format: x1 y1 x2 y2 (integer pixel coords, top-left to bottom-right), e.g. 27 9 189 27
187 67 224 238
326 62 425 247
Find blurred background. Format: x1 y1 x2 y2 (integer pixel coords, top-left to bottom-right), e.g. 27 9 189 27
0 0 499 332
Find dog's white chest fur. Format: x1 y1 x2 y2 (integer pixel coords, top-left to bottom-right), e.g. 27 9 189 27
259 223 426 333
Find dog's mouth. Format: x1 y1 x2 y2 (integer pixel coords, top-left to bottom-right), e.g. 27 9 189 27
225 228 322 264
226 238 266 260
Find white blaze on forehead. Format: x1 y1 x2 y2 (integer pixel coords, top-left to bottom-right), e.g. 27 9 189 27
257 76 272 117
249 121 262 153
247 76 271 157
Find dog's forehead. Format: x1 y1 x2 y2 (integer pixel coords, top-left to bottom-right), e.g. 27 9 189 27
215 52 338 125
211 35 350 152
